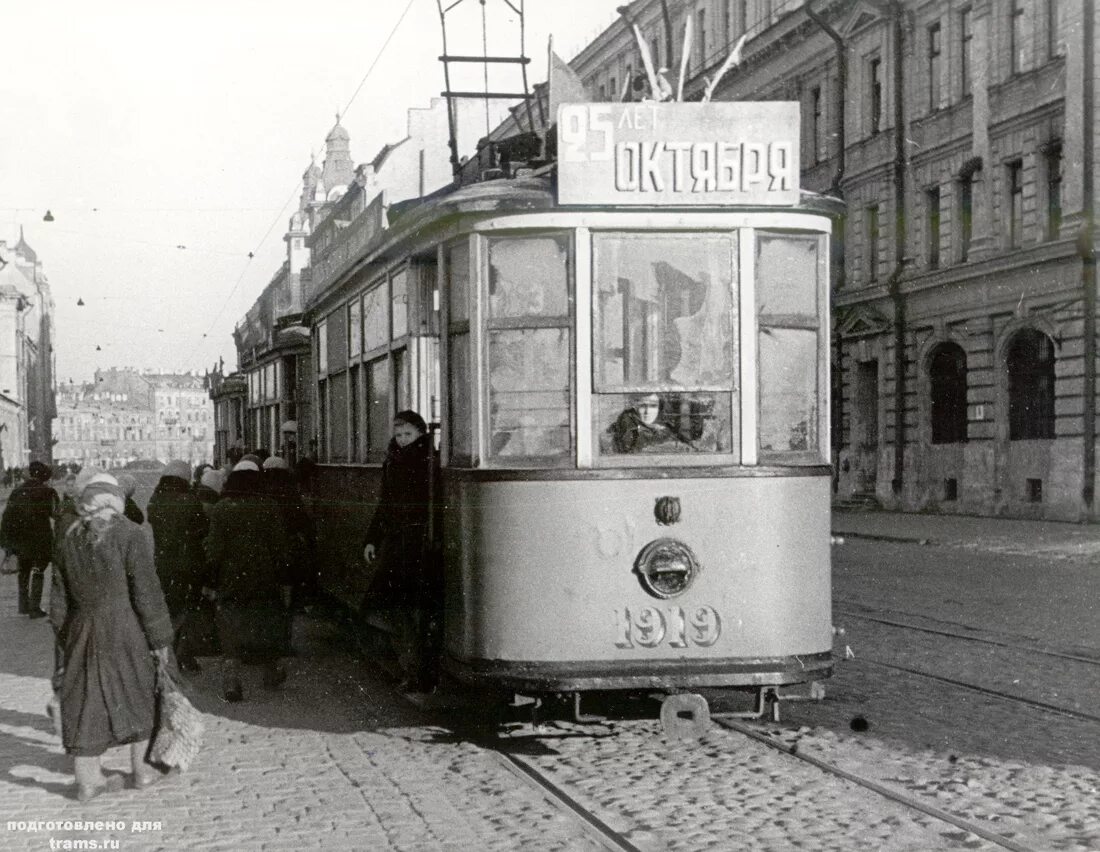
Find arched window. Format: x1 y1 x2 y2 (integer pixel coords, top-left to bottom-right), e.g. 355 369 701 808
1007 328 1056 440
930 342 967 443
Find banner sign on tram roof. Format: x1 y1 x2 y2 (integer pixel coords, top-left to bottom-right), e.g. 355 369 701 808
556 102 800 207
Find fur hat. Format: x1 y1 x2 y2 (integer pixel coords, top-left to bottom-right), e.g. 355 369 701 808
28 461 52 481
163 460 192 481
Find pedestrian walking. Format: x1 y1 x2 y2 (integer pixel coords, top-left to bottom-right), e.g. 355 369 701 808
204 459 292 702
116 473 145 525
49 471 176 801
360 410 441 691
194 466 224 517
0 461 59 618
262 455 316 610
147 460 209 674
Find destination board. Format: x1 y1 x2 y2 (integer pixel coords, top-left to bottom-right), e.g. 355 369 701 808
557 102 800 207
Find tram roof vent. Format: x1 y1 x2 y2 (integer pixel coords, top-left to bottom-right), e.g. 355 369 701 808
479 168 506 182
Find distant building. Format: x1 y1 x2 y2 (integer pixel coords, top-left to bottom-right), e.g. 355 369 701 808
53 369 214 468
0 227 56 472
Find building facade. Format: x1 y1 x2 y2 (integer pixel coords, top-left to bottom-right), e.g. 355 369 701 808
0 228 56 473
53 368 214 468
569 0 1097 521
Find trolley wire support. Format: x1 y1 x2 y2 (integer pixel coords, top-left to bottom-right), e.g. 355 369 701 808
436 0 535 180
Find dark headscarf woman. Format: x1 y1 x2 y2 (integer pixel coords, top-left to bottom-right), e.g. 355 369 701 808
360 410 441 690
49 472 175 801
147 460 210 673
204 459 292 702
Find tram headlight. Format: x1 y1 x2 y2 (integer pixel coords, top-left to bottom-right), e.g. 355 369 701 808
634 538 700 599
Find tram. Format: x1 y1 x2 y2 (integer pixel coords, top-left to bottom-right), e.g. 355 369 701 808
306 100 839 735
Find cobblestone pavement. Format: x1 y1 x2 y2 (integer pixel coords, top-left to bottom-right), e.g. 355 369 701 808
1 501 1098 850
0 576 602 852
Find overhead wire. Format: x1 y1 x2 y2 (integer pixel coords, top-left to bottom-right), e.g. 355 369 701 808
179 0 419 372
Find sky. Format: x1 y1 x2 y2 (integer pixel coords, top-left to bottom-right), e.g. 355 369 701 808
0 0 620 385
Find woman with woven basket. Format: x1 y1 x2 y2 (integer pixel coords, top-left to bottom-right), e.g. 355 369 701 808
49 471 177 802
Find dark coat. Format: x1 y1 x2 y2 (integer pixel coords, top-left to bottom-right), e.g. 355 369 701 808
147 476 210 618
204 471 291 605
0 479 58 560
264 469 315 589
124 497 145 525
204 471 292 658
363 435 440 608
365 434 437 545
50 516 173 756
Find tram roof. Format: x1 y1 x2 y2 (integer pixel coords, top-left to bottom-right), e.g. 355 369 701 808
387 173 845 230
307 174 842 312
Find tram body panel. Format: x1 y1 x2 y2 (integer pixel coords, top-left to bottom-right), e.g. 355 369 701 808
443 473 831 687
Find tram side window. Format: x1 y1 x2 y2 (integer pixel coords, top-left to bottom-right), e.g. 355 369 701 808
756 234 824 462
593 234 736 457
486 236 572 461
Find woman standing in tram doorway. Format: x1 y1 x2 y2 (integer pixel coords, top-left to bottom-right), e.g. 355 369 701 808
361 410 440 692
50 472 176 801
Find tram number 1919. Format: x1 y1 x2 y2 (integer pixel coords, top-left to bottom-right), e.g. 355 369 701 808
613 605 721 649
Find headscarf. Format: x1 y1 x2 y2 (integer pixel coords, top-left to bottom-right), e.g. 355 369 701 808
200 467 225 494
71 472 125 541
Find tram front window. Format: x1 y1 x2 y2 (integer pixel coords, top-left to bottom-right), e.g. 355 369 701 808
593 234 736 457
487 235 572 461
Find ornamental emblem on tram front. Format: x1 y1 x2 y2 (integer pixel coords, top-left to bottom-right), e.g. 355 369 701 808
634 538 700 599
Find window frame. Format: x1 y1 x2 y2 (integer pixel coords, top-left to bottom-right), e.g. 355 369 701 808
1007 328 1056 440
867 54 883 137
480 230 575 468
929 342 968 444
1007 159 1025 248
927 21 942 113
959 7 973 97
926 185 941 269
590 229 740 467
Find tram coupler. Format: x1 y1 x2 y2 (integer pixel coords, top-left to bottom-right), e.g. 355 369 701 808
657 692 711 740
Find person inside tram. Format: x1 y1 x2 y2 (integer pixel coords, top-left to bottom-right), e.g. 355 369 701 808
610 393 693 454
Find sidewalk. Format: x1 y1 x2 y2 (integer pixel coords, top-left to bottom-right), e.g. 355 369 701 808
832 507 1100 560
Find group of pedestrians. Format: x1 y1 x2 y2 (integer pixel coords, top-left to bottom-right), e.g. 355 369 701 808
0 407 439 801
0 452 315 801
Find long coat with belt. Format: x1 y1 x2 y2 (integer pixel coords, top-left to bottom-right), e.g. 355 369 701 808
50 516 173 756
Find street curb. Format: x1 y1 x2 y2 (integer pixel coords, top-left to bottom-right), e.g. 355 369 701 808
831 531 933 546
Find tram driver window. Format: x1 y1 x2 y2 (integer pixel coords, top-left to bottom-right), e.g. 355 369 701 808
593 234 737 457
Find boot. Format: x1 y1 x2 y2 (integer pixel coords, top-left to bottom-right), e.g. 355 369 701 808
26 568 46 618
16 565 28 614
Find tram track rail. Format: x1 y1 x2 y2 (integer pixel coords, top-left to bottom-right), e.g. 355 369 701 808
835 607 1100 666
856 657 1100 725
712 716 1039 852
489 747 643 852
